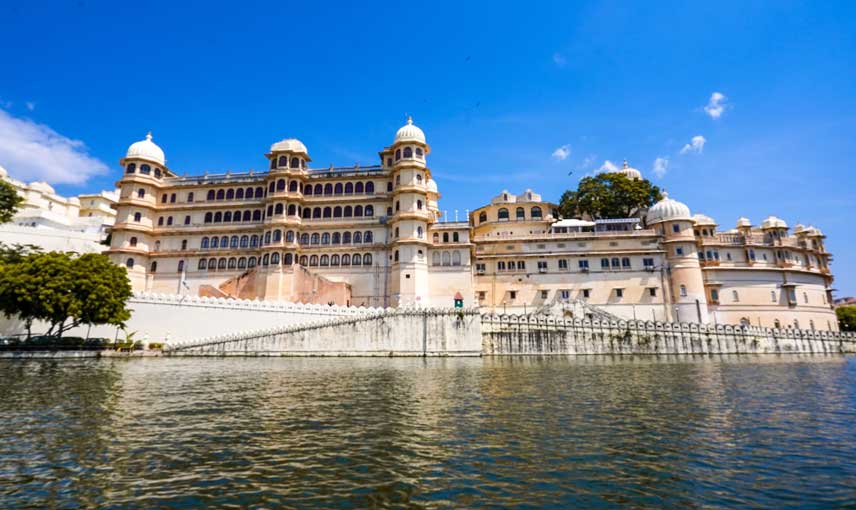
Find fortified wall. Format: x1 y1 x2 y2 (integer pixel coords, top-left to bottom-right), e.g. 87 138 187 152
482 314 856 355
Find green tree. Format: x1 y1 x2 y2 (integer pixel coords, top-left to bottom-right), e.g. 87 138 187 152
837 306 856 332
0 242 41 264
0 178 24 223
0 252 132 338
559 173 663 220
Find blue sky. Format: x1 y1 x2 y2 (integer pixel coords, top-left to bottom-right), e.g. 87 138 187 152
1 1 854 295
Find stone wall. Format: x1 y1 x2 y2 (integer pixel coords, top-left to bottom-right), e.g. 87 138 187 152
166 308 482 357
481 314 856 355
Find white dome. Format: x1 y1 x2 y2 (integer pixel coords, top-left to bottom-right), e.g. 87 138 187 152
761 215 788 229
426 178 438 193
618 160 642 180
270 138 308 155
646 191 692 224
736 217 752 228
0 165 7 178
29 181 56 195
793 223 806 233
394 117 426 144
125 132 165 166
692 213 716 226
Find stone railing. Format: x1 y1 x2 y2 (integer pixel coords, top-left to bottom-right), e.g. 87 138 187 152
481 314 856 355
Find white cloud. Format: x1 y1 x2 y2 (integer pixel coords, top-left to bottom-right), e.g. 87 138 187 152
598 160 619 173
0 108 109 185
552 52 567 67
551 144 571 160
577 154 596 169
703 92 727 119
680 135 706 154
25 102 35 111
653 157 669 178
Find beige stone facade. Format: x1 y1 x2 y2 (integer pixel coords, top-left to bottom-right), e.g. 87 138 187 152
105 123 839 330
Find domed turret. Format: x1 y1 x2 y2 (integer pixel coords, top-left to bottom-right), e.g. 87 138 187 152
761 215 788 230
646 191 692 224
692 213 717 227
618 160 642 180
126 132 165 166
394 117 426 144
270 138 309 156
736 217 752 228
426 178 438 193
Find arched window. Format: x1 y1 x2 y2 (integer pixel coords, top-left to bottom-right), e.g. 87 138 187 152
321 233 330 244
334 183 343 195
498 208 509 220
287 204 296 216
453 232 460 242
343 205 352 217
208 257 217 270
324 184 333 195
220 236 228 248
255 187 264 198
216 189 224 200
302 208 311 219
278 155 288 167
264 232 271 245
274 203 284 215
126 258 135 268
442 252 451 266
416 200 422 211
365 182 374 194
228 257 237 269
271 253 280 265
201 237 210 249
161 193 167 203
300 233 309 245
299 255 308 266
309 255 318 266
250 235 259 247
207 190 215 201
223 211 232 222
732 290 740 302
443 232 449 243
229 236 238 248
129 236 138 247
272 230 281 242
284 253 293 265
304 185 313 195
394 251 400 262
252 210 262 221
126 163 136 174
415 147 423 158
516 207 525 220
364 254 372 265
169 193 176 203
248 257 257 268
213 212 221 223
395 201 400 212
238 257 247 269
331 254 339 266
158 217 164 226
479 211 487 224
452 251 461 266
140 164 151 175
432 252 440 265
323 207 332 218
387 182 393 192
243 187 252 199
268 182 275 193
202 212 211 223
331 232 341 244
611 258 620 268
353 254 362 266
137 189 146 199
353 231 362 244
210 237 219 249
774 319 781 329
432 232 440 243
621 257 631 268
198 259 207 270
364 231 373 243
186 192 194 203
262 254 269 266
531 206 542 218
342 232 351 244
313 207 322 219
291 157 300 168
320 254 329 266
133 212 142 222
404 147 413 158
354 205 363 217
333 206 342 218
311 233 320 245
345 182 354 194
395 149 401 160
355 182 364 194
166 216 173 226
234 188 244 200
342 254 351 266
740 317 750 327
363 205 373 217
289 180 298 192
239 235 249 248
275 179 284 192
241 210 250 221
225 189 234 200
286 230 294 243
270 158 276 169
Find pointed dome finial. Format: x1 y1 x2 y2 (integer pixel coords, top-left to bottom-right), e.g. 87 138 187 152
407 115 413 125
662 189 669 199
146 131 152 141
623 159 629 169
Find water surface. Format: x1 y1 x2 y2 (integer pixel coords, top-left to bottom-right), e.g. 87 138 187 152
1 355 854 509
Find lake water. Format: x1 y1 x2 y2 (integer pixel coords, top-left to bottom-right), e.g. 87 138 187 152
1 355 854 509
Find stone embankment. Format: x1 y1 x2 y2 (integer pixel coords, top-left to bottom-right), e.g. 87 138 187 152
481 314 856 355
166 308 482 356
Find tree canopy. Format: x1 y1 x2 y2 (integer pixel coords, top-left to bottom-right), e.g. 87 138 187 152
0 250 132 338
559 173 662 220
837 306 856 332
0 178 24 223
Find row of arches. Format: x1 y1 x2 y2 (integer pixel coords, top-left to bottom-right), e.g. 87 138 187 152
298 231 374 245
196 252 374 270
199 230 377 250
394 146 424 161
300 204 375 219
206 187 266 201
433 232 461 243
480 206 545 223
431 251 463 266
125 163 163 179
204 210 264 223
270 155 306 169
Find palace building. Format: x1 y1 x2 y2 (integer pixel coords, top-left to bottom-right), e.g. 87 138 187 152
105 120 839 330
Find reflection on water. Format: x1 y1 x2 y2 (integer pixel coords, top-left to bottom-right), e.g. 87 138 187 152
1 355 854 509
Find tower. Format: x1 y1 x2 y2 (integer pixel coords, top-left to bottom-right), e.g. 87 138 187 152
647 192 710 323
388 117 433 306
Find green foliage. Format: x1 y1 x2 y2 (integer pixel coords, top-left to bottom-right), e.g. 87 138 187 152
837 306 856 332
559 173 663 220
0 251 132 338
0 179 24 224
0 242 41 264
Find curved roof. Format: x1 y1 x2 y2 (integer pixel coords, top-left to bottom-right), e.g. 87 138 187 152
646 191 692 224
126 132 166 166
394 117 426 144
270 138 309 155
